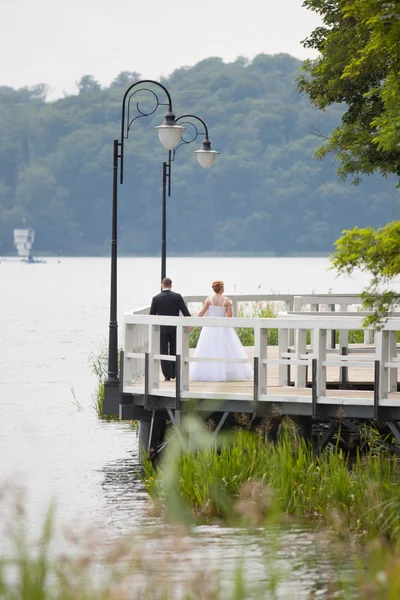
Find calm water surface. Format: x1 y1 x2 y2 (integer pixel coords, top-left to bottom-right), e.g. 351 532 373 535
1 256 390 596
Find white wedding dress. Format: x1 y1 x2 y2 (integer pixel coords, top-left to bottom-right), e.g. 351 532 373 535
189 297 253 382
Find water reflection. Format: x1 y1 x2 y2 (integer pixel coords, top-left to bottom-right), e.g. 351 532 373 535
97 449 349 598
100 446 154 532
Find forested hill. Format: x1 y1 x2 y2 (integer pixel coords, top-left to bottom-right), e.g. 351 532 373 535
0 54 398 256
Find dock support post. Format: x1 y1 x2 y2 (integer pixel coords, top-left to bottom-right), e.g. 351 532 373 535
340 347 348 390
139 419 151 463
295 416 312 442
314 421 338 454
387 422 400 445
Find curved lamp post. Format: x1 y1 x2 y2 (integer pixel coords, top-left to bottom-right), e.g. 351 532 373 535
104 80 186 408
160 115 219 280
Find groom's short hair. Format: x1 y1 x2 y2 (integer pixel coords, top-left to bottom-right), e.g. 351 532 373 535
162 277 172 288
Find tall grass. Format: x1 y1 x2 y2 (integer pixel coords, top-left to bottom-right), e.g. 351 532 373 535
4 420 400 598
89 344 108 415
143 417 400 546
0 492 284 599
88 345 123 421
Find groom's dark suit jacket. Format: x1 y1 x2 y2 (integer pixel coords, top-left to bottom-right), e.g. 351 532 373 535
150 290 190 335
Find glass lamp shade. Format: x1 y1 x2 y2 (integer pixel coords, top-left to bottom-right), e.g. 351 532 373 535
154 123 185 150
194 148 219 169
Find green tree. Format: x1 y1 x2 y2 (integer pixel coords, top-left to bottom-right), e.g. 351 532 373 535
298 0 400 183
0 54 398 258
332 222 400 327
299 0 400 322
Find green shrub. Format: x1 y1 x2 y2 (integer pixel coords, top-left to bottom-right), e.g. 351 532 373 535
189 302 279 348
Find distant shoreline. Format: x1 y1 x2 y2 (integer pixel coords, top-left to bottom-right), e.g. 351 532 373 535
1 252 332 259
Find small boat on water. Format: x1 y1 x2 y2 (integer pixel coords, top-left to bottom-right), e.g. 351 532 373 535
13 228 46 263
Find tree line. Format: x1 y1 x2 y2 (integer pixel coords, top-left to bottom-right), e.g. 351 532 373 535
0 53 398 256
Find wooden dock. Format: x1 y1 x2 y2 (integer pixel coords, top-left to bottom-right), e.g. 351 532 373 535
101 294 400 456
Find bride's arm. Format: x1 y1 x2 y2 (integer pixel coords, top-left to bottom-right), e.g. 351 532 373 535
197 297 211 317
226 298 233 318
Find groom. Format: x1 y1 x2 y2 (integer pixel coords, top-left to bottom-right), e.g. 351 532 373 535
150 277 191 381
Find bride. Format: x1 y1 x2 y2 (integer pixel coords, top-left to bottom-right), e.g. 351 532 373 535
189 280 253 382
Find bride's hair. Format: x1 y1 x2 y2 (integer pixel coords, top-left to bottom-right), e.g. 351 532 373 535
212 280 224 294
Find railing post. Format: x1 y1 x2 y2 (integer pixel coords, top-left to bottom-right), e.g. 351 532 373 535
123 323 134 387
364 329 373 345
254 325 268 395
313 328 327 398
144 352 150 410
285 299 294 346
389 331 397 392
375 330 389 400
148 323 160 390
175 355 181 410
293 297 302 312
339 304 348 350
232 300 238 318
310 304 319 349
374 360 380 422
278 327 289 386
176 325 189 392
328 304 336 349
312 358 317 419
294 328 307 387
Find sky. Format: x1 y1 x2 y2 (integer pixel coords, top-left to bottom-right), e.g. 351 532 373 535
0 0 321 99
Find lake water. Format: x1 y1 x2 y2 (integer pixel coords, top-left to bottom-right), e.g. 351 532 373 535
0 256 390 596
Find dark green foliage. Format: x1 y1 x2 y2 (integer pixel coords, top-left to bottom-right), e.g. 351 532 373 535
332 221 400 327
0 54 398 256
298 0 400 184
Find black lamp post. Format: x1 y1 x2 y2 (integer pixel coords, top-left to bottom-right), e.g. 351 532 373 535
103 80 186 411
160 115 219 281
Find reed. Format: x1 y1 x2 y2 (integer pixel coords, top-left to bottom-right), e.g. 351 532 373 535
0 492 282 600
89 344 108 415
143 417 400 546
88 344 122 420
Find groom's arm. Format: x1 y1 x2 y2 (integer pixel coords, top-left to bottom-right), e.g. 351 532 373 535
178 295 190 317
150 297 157 315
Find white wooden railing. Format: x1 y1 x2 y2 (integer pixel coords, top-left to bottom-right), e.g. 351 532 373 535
128 293 374 370
123 310 400 407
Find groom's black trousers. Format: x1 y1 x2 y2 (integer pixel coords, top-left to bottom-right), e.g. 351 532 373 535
160 328 176 380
